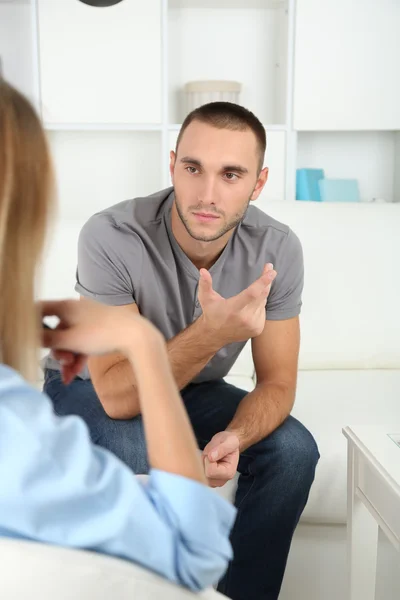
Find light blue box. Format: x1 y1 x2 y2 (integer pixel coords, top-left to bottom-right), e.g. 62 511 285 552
318 179 360 202
296 169 325 202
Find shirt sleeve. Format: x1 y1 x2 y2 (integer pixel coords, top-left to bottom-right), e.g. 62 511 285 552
266 228 304 321
75 214 142 306
0 366 236 592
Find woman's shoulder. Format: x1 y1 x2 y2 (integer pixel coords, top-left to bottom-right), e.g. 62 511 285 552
0 363 48 419
0 363 29 396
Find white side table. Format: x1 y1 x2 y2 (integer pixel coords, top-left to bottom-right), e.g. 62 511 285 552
343 426 400 600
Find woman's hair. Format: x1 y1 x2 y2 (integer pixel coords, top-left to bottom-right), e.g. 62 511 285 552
0 80 54 381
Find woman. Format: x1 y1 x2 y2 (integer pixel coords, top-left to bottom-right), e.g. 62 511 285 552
0 80 235 591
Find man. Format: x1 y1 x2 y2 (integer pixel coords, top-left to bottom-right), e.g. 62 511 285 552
44 102 319 600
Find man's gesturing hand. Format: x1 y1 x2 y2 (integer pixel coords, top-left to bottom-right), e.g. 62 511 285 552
198 263 276 344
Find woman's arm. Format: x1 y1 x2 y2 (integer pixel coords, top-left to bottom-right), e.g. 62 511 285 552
0 364 236 591
127 335 207 483
42 299 207 484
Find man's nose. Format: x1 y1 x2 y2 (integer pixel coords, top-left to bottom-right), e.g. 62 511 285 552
198 175 218 206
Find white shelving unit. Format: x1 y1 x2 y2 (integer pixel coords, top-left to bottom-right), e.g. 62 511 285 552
1 0 399 214
49 129 162 223
297 131 399 204
293 0 400 204
0 0 37 105
167 0 288 125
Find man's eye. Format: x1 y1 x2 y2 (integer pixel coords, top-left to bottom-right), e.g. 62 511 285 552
186 166 198 174
224 173 238 181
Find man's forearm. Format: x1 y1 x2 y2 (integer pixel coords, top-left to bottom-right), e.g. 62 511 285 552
227 381 296 451
166 315 223 388
98 315 223 419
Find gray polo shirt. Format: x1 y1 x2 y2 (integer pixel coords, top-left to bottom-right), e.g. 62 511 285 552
46 187 303 382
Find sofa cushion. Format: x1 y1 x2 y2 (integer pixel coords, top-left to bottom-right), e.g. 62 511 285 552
292 368 400 524
0 538 224 599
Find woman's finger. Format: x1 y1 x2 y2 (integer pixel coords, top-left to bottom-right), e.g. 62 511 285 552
39 299 78 323
52 349 75 365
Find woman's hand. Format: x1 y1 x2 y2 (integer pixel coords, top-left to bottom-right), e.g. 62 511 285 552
40 299 163 383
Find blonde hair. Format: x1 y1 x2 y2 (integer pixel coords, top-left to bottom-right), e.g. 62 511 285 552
0 80 54 381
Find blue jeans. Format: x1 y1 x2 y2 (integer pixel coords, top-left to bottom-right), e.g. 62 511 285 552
44 369 319 600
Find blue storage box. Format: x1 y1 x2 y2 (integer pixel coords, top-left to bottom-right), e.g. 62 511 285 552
296 168 325 201
318 179 360 202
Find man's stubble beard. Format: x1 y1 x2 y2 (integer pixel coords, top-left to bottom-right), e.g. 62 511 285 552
174 194 252 243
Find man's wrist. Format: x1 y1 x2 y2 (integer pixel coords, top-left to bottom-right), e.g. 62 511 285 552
225 426 247 452
196 314 226 353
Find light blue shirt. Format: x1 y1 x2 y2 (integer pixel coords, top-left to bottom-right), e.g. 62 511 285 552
0 364 236 591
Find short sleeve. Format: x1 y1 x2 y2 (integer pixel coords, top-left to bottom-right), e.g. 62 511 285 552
266 228 304 321
75 214 142 306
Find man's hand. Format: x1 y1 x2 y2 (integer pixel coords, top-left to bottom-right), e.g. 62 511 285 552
198 263 276 345
203 431 240 488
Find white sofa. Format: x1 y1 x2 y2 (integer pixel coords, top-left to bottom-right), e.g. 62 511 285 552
0 538 224 600
26 200 399 599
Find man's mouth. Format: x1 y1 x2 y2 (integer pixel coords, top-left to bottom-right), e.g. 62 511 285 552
192 212 220 222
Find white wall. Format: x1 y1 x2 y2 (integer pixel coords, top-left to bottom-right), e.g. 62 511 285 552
394 132 400 203
0 3 34 103
267 201 400 370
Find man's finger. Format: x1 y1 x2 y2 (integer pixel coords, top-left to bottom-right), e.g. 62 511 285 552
204 457 234 481
208 478 228 488
198 269 214 295
206 438 239 462
204 457 228 477
234 266 276 310
203 437 221 458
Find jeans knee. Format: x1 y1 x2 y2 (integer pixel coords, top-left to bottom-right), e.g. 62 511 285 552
252 417 319 492
279 418 319 489
43 369 148 474
99 418 149 474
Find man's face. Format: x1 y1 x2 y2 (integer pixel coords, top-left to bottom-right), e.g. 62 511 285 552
170 121 268 243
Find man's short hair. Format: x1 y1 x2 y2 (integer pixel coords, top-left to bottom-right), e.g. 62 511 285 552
176 102 267 173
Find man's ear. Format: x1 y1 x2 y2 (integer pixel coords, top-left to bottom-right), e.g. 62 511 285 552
250 167 269 202
169 150 176 183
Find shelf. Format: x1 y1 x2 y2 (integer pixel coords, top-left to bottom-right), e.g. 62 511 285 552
168 0 288 125
48 130 162 222
297 131 400 204
44 123 163 132
38 0 162 124
0 0 35 100
169 0 287 9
